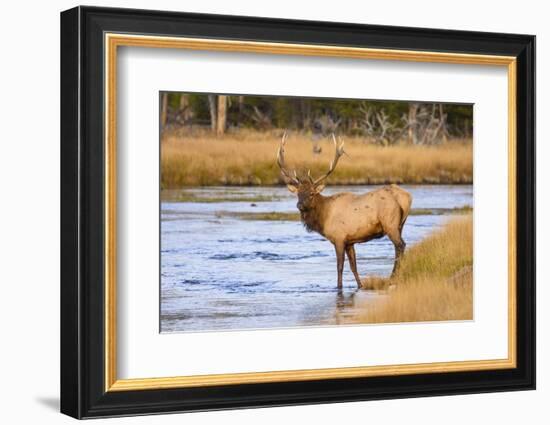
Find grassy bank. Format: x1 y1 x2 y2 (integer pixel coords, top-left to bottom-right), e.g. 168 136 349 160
161 129 473 188
341 214 473 324
161 191 282 203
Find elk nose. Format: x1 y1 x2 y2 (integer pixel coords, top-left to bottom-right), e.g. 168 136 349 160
297 201 305 211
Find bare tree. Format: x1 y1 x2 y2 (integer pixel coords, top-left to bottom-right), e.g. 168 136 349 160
217 95 227 135
313 114 341 136
299 99 312 129
160 92 168 130
360 104 404 146
174 94 193 125
407 103 419 145
402 103 448 145
247 105 272 129
207 95 217 132
359 102 450 146
310 113 341 154
237 95 245 123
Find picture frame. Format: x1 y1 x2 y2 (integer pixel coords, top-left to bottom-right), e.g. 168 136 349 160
60 5 535 419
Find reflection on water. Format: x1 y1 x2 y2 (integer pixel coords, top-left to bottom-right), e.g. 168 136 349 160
161 185 473 333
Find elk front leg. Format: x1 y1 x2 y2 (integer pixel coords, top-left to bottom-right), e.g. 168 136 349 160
345 244 362 289
334 242 346 289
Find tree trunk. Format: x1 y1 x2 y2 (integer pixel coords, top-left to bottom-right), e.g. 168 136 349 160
407 103 418 145
238 96 244 114
217 95 227 135
179 94 187 110
160 92 168 130
300 99 312 130
439 104 448 144
208 95 217 132
179 94 191 123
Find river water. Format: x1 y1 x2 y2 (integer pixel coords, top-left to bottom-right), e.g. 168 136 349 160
161 185 472 333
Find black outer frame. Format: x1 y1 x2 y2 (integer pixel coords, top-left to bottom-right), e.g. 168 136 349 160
60 5 535 419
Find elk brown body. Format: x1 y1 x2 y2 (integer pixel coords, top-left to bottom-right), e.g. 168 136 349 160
277 133 412 289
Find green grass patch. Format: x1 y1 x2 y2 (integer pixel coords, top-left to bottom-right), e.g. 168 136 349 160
162 191 282 203
212 206 471 222
215 211 301 221
408 205 472 216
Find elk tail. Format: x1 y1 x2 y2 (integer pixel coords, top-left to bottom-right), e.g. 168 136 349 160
401 195 412 227
390 184 412 226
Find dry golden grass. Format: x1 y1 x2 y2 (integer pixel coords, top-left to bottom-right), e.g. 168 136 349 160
395 214 473 283
344 214 473 324
161 129 473 187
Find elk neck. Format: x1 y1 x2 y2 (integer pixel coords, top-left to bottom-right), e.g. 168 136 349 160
300 193 328 235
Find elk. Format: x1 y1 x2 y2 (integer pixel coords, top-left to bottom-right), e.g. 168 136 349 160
277 133 412 289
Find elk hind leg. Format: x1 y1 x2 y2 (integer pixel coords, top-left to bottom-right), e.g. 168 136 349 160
345 245 362 289
387 230 406 278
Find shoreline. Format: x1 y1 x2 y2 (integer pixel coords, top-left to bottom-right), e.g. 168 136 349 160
160 184 473 204
162 181 473 188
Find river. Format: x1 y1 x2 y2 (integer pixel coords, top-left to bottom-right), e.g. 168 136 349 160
160 185 473 333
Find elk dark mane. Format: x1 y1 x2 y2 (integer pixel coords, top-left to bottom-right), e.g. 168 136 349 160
299 195 327 234
300 209 322 233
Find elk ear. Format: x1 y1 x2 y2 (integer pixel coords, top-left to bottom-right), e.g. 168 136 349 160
286 184 299 193
314 184 326 193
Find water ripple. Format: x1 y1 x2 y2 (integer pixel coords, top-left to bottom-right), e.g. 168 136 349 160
209 251 329 261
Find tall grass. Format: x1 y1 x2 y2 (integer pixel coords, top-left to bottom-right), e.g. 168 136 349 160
343 214 473 324
161 129 473 188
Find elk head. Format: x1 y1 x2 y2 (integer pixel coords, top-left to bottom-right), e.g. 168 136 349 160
277 132 346 212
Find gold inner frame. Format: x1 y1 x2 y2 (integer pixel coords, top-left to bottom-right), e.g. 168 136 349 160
104 33 517 392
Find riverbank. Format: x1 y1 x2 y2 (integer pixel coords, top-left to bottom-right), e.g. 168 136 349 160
338 214 473 324
161 129 473 188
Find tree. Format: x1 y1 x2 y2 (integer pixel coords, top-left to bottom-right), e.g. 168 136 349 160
217 95 227 135
360 103 404 146
160 92 471 141
160 92 168 130
179 94 192 124
407 103 419 145
403 103 448 145
207 95 217 132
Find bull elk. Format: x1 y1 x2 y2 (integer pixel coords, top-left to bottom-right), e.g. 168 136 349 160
277 133 412 289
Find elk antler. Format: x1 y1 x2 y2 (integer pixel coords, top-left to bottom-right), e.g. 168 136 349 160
307 169 314 184
276 132 301 185
312 134 346 185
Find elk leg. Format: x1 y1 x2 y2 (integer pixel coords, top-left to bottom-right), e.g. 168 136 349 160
345 245 362 289
334 243 346 289
388 231 406 278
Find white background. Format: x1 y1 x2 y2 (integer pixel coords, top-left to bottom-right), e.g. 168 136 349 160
0 0 546 424
118 48 509 379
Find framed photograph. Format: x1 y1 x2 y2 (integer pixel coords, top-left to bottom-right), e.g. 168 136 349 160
60 6 535 419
